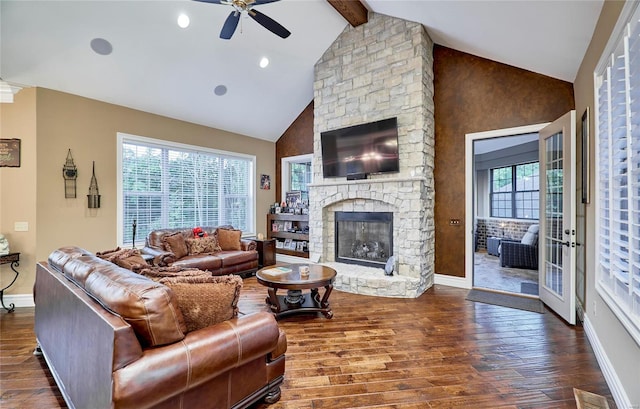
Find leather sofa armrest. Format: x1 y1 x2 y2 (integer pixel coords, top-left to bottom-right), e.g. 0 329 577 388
112 312 282 409
141 246 175 266
241 239 257 251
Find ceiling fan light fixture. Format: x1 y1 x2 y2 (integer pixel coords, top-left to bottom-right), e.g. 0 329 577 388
259 57 269 68
177 14 190 28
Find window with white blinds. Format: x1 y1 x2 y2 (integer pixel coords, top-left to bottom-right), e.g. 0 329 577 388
595 2 640 345
118 133 255 246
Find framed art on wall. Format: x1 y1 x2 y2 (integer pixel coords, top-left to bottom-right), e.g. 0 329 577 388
0 139 21 167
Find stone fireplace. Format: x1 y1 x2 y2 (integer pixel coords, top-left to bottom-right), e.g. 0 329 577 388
308 12 435 298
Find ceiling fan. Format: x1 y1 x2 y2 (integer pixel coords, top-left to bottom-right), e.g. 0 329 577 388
195 0 291 40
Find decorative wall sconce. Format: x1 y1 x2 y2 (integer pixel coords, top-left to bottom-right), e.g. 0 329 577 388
62 149 77 198
87 161 100 209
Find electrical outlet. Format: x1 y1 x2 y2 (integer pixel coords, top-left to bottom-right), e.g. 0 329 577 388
14 221 28 232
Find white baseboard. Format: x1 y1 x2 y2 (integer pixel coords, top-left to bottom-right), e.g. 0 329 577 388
583 314 634 409
2 293 35 309
434 273 472 289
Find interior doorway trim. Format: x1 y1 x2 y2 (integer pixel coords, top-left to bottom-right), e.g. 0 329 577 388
464 123 550 290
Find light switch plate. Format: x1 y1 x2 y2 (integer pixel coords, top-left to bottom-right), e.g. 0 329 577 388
14 221 29 232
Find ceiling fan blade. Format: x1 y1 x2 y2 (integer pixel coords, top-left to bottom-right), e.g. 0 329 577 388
220 11 240 39
192 0 226 4
248 9 291 39
252 0 281 5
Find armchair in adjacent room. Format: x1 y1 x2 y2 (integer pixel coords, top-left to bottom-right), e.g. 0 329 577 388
500 224 539 270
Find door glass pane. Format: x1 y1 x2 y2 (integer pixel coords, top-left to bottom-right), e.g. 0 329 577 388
545 131 564 297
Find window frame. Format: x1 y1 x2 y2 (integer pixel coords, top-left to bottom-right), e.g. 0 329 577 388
489 161 540 220
594 0 640 346
116 132 256 247
281 153 313 201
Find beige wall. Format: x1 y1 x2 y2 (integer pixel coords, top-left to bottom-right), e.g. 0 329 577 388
574 0 640 405
0 88 37 295
1 87 275 296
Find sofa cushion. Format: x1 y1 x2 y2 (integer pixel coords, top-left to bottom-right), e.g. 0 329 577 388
159 274 242 332
48 246 91 272
185 236 221 255
81 261 187 347
162 232 189 259
216 251 258 267
171 254 224 270
217 228 242 251
140 266 210 281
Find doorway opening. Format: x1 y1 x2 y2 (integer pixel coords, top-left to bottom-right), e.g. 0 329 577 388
466 124 546 296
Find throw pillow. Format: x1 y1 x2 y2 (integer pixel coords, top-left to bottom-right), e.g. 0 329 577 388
185 236 221 255
162 232 189 259
159 274 243 332
96 247 148 272
217 228 242 251
520 224 540 246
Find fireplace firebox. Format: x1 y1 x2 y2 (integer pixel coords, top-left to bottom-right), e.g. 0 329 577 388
335 212 393 268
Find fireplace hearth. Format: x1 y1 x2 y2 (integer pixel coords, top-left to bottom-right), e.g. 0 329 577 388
335 211 393 268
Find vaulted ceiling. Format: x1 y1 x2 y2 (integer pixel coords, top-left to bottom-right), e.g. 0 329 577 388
0 0 603 141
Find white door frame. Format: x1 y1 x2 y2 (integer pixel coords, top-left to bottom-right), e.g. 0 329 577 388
464 123 550 289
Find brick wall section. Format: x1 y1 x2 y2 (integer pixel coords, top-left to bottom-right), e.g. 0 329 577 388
309 12 435 297
476 218 538 250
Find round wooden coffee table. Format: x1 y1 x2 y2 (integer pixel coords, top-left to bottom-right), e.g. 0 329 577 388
256 264 336 319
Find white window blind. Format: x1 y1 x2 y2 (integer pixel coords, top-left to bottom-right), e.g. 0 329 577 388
595 2 640 345
119 134 254 246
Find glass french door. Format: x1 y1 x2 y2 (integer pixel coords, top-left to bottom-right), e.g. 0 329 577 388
539 111 576 325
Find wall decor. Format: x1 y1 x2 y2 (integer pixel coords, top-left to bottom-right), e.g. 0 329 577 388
260 174 271 190
581 107 590 204
87 161 101 208
62 149 77 198
0 139 20 167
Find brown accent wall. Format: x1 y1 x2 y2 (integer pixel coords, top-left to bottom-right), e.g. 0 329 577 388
275 101 314 201
433 45 575 277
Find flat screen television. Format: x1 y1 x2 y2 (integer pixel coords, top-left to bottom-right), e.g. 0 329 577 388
321 117 399 178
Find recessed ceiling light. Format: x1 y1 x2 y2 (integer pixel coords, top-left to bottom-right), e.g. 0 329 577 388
90 38 113 56
214 85 227 96
177 14 190 28
259 57 269 68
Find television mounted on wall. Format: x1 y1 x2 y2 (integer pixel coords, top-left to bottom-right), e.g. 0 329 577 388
320 117 399 179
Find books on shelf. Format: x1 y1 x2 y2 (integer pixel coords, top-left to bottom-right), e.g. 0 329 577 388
261 266 292 275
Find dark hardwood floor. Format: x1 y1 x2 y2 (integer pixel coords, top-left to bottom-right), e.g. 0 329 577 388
1 278 616 408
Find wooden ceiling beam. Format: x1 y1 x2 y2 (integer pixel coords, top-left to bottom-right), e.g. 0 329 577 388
327 0 368 27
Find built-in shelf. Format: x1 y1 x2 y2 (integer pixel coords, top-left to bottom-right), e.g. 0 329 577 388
267 213 309 259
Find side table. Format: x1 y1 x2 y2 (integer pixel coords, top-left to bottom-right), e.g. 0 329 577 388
487 237 502 256
255 239 276 268
0 252 20 312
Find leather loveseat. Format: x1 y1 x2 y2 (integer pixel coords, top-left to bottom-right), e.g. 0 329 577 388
142 226 258 276
34 246 286 409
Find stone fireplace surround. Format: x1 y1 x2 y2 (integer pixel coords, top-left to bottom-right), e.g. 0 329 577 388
307 12 435 298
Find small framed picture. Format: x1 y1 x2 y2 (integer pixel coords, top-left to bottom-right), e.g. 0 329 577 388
288 241 297 250
296 241 305 252
275 240 284 249
283 239 293 249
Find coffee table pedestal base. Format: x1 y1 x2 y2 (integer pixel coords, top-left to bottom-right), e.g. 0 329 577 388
266 286 334 319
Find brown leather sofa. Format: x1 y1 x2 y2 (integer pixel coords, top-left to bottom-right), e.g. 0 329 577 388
142 226 259 276
34 246 286 409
